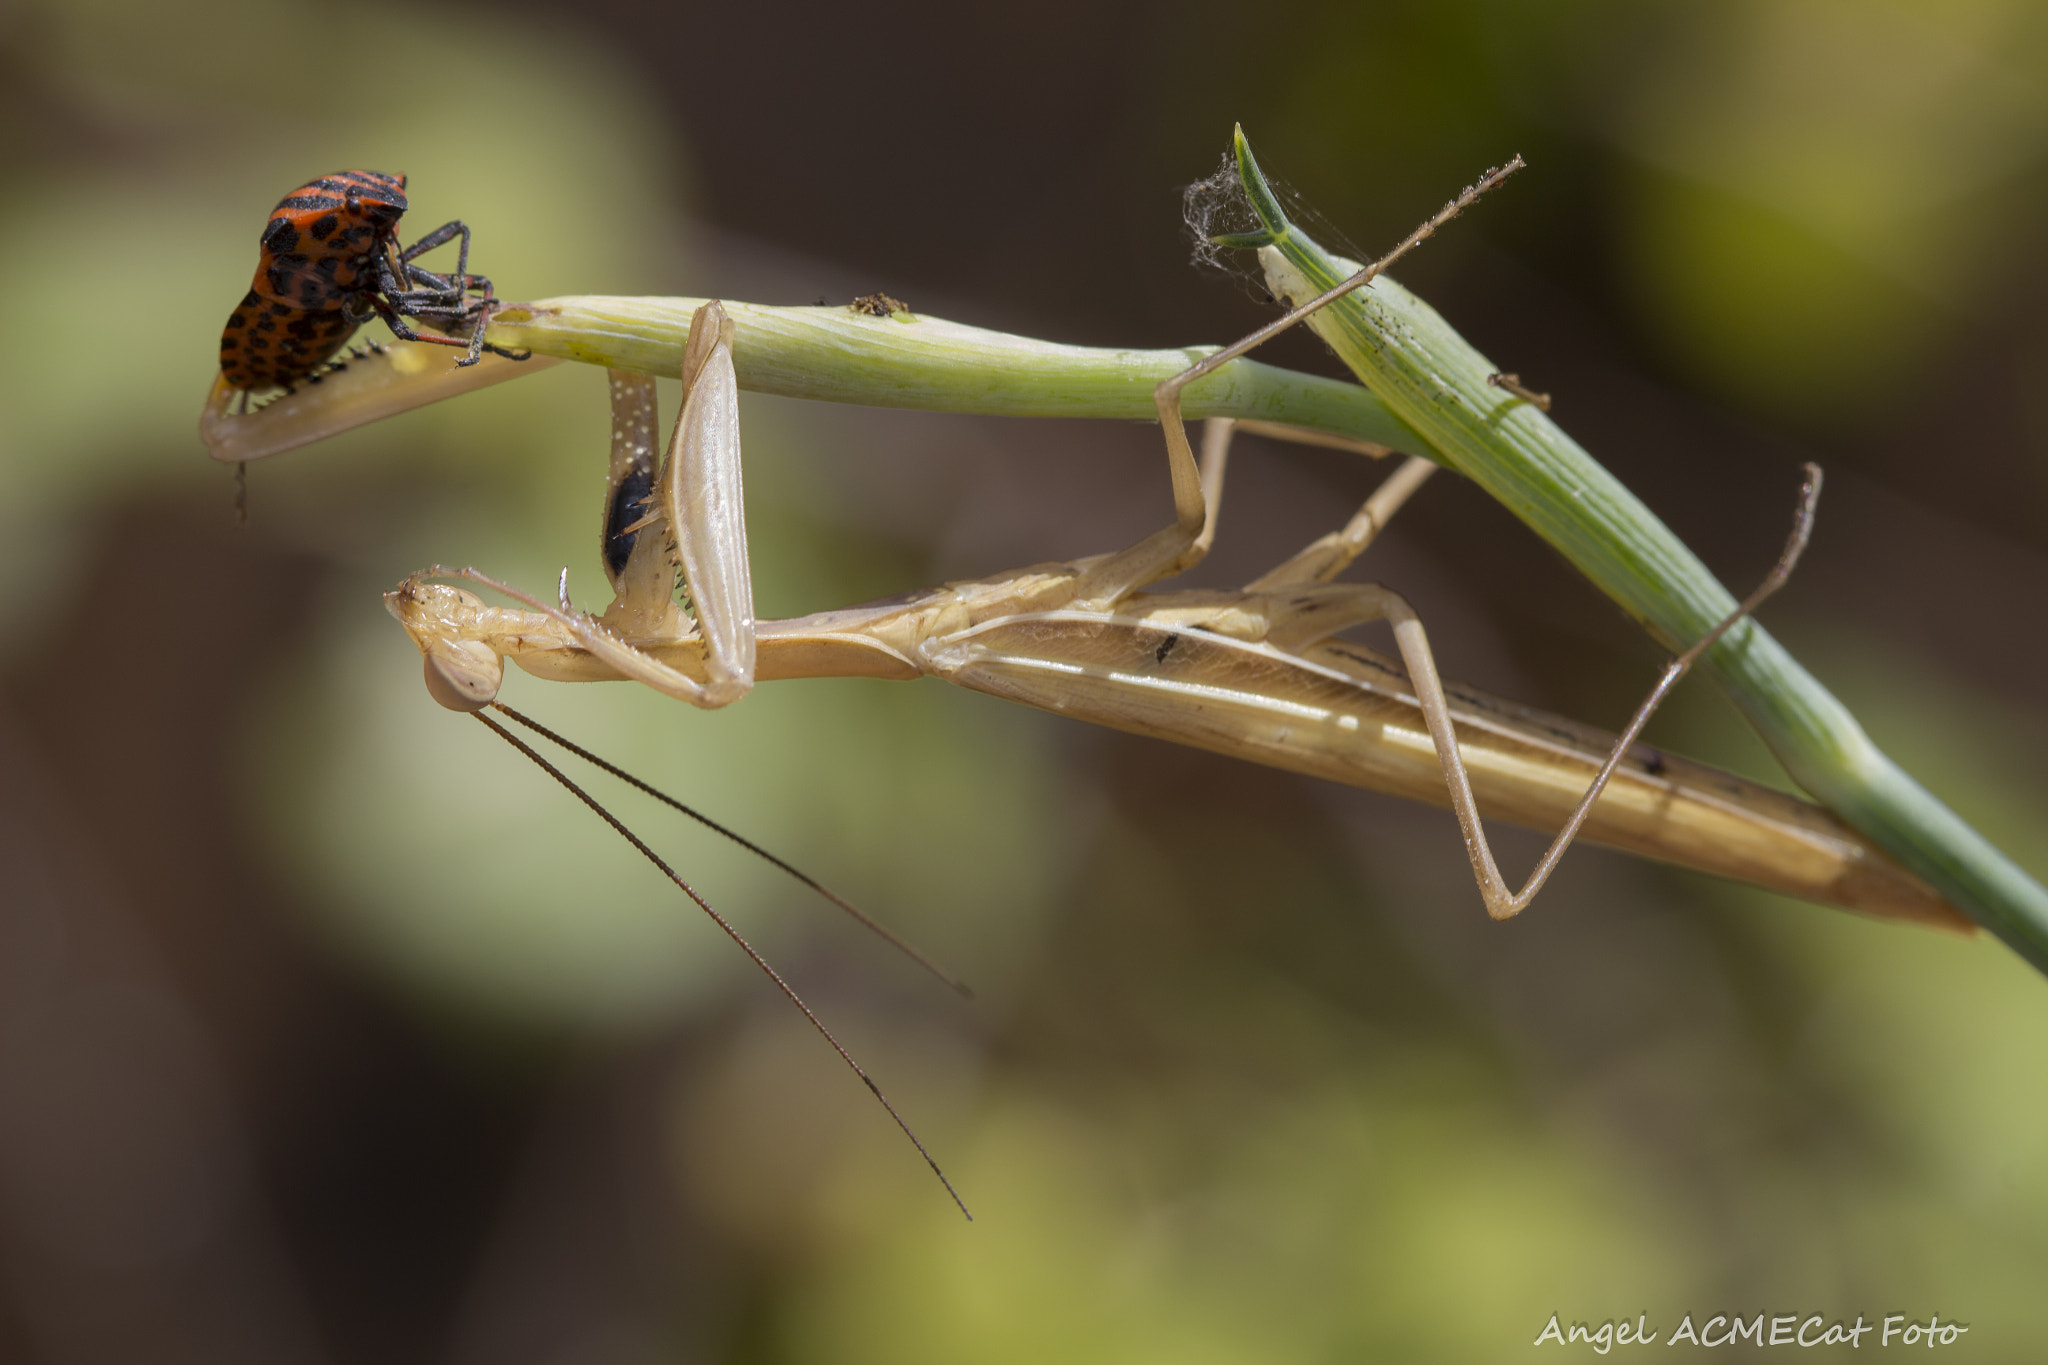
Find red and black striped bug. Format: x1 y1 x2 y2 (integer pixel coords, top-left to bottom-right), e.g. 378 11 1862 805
218 170 524 393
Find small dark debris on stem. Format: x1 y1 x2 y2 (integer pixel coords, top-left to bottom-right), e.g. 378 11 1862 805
850 292 908 317
1488 372 1552 412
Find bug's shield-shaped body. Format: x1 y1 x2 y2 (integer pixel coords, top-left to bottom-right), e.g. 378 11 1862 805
219 171 410 391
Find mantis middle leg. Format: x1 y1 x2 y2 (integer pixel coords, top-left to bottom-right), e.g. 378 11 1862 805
1121 278 1820 922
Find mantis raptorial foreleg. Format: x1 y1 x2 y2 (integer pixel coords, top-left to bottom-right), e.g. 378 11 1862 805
415 301 758 713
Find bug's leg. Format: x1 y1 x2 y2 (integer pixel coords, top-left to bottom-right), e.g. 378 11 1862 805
374 220 507 368
1070 169 1510 612
390 270 510 369
397 265 498 314
477 334 530 364
1179 415 1409 567
371 294 514 367
371 286 489 370
452 301 493 368
371 301 468 350
399 265 463 304
400 219 471 276
1239 466 1824 920
394 260 499 312
437 283 527 365
390 289 519 367
395 225 491 306
389 222 477 307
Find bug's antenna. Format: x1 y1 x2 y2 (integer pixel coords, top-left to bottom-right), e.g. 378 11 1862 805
490 702 972 997
469 709 972 1221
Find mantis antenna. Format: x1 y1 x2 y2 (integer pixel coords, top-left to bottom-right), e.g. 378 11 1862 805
488 701 971 997
470 707 972 1222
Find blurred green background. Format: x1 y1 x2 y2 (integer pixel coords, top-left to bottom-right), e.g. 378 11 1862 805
4 0 2048 1358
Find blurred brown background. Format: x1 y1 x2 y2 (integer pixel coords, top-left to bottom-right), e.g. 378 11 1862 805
4 0 2048 1359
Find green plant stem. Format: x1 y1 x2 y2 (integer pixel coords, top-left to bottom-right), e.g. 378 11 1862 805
487 296 1423 448
1223 127 2048 974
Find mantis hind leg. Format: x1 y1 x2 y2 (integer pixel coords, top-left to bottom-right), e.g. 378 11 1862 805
1234 467 1824 920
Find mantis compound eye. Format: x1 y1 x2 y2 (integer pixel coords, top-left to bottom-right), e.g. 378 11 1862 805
422 637 504 712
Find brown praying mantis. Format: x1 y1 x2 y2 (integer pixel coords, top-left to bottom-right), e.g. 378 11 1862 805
379 328 1944 932
199 163 1972 1216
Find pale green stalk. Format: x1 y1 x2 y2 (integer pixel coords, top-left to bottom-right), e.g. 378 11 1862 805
1216 128 2048 974
486 296 1422 446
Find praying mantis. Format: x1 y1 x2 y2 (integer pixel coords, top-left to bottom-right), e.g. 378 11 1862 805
197 175 1968 939
363 321 1950 934
200 138 2034 1211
